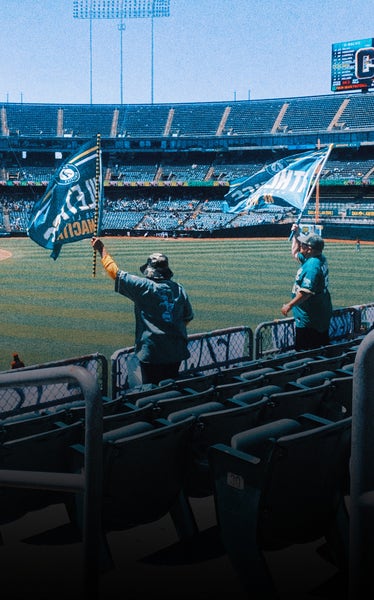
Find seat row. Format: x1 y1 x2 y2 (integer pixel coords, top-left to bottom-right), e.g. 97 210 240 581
0 349 355 597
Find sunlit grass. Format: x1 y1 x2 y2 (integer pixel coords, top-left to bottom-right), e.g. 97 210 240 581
0 235 372 371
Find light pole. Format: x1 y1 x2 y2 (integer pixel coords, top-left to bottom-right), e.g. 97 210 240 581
118 21 126 105
73 0 170 104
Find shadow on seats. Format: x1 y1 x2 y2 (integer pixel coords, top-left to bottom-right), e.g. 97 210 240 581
291 370 353 418
0 421 84 529
258 379 344 423
166 397 269 497
239 364 310 389
132 386 217 417
208 413 351 598
0 409 82 442
65 416 197 568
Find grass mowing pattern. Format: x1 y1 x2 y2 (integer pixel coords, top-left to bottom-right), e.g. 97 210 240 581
0 236 373 372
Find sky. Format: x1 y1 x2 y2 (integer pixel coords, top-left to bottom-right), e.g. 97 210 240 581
0 0 371 105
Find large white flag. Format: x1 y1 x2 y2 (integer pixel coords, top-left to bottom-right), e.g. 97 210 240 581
223 146 333 215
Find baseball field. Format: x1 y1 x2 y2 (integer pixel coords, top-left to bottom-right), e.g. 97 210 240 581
0 235 373 372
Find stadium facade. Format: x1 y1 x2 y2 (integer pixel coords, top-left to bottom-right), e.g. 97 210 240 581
1 91 374 240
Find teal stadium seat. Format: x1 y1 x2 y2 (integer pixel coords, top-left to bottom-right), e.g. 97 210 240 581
208 414 352 597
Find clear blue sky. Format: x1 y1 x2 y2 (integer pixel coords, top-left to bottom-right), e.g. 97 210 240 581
0 0 370 105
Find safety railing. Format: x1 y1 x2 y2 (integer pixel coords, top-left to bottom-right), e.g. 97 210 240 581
111 326 253 398
0 365 103 599
0 353 108 418
349 328 374 598
254 304 372 359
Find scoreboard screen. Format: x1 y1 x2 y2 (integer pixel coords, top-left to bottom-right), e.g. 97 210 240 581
331 38 374 92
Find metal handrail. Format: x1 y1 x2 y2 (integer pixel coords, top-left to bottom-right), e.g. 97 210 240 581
0 365 103 599
349 328 374 598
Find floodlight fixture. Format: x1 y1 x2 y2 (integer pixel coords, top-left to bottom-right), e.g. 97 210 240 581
73 0 170 19
73 1 170 103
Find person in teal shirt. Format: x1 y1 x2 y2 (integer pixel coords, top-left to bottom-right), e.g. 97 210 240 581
92 237 194 384
281 224 333 350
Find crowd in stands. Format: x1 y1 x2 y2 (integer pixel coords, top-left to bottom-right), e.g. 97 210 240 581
1 149 374 236
1 184 374 236
2 156 374 185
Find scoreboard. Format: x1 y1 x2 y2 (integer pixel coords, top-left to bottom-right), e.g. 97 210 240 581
331 38 374 92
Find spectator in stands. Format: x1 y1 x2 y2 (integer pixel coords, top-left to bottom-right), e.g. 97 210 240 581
91 236 194 385
10 352 25 369
281 224 333 350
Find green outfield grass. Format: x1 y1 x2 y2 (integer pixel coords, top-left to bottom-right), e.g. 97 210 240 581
0 235 373 372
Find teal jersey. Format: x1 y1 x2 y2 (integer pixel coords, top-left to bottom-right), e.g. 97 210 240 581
291 253 332 332
115 271 194 364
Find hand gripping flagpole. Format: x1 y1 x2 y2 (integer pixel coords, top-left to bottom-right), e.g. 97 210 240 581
92 133 101 278
288 143 334 241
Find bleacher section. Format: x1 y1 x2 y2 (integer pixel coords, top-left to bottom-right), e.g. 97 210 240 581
0 323 372 597
3 92 374 138
1 93 374 238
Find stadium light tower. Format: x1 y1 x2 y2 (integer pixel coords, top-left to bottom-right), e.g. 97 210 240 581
73 0 170 104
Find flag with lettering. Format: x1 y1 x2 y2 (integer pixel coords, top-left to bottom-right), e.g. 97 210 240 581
27 139 102 259
222 147 330 214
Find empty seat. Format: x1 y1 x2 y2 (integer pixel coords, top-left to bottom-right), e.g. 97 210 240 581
257 379 342 423
302 354 348 374
208 413 352 596
281 357 316 370
134 389 183 408
135 386 217 418
160 370 218 392
293 370 338 388
0 421 84 526
102 403 156 432
168 397 269 497
167 401 224 424
237 367 276 380
66 416 197 568
0 410 78 442
215 373 268 401
327 376 353 417
231 384 283 405
338 363 354 375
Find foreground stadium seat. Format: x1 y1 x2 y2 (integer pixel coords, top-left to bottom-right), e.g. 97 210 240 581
0 409 82 442
0 421 84 528
327 376 353 417
298 354 348 374
208 414 351 597
167 397 269 497
133 386 217 417
257 379 340 422
231 384 283 405
214 371 270 401
65 416 197 568
101 402 157 432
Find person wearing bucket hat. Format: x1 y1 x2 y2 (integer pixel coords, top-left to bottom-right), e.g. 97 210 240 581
91 236 194 385
139 252 174 280
281 223 333 350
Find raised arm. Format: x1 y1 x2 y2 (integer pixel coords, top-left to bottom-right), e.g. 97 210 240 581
91 236 119 280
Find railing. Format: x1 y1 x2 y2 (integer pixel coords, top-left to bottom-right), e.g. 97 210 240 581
0 353 108 418
110 326 253 398
349 328 374 598
254 304 374 359
1 304 371 405
0 365 103 599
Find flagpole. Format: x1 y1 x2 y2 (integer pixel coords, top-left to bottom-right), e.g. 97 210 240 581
315 139 321 226
288 143 334 240
92 133 101 278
